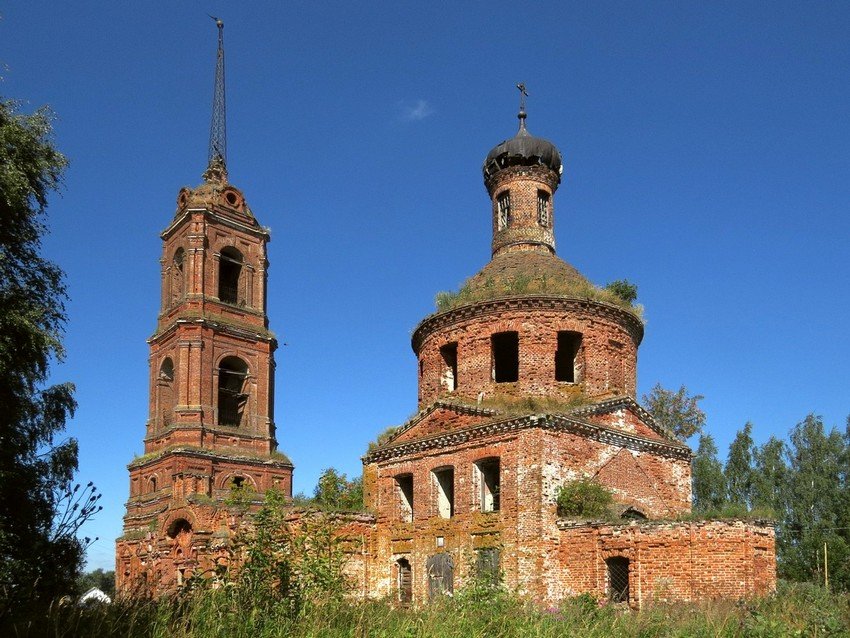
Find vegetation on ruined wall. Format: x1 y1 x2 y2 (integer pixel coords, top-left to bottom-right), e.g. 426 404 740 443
366 424 400 451
15 581 850 637
434 274 644 317
290 467 364 512
556 478 615 518
477 392 591 416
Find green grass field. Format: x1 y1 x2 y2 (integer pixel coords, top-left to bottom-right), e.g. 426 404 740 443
17 581 850 638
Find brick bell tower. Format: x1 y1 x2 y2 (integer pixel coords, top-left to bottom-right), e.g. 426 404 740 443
116 20 293 594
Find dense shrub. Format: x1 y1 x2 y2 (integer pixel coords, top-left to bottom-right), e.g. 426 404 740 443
556 479 614 518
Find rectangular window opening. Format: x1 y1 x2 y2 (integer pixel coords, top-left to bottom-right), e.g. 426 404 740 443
497 191 512 230
476 458 500 512
475 547 501 584
439 343 458 392
396 474 414 522
555 331 582 383
537 190 550 227
491 331 519 383
432 468 454 519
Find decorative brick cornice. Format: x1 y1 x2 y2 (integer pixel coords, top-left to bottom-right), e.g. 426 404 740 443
412 295 644 353
161 208 269 241
380 398 502 446
150 315 276 345
363 411 691 465
144 424 276 445
484 164 559 195
129 446 293 470
555 518 775 532
567 395 679 443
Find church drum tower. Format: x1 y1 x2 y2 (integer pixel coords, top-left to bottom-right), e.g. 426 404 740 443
360 88 775 606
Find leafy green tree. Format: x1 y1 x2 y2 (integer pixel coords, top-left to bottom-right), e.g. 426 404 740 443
604 279 638 304
751 435 787 515
0 100 99 619
642 383 706 441
725 422 755 508
781 415 848 588
692 434 727 511
313 468 363 511
77 568 115 598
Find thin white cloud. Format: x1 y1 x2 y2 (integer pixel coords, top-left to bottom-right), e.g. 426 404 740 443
400 99 434 122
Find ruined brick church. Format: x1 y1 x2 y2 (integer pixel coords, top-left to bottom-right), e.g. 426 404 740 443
116 28 776 607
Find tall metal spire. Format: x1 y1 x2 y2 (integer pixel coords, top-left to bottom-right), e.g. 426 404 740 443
207 16 227 175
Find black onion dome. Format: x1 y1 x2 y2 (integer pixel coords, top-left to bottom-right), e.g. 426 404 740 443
483 113 562 180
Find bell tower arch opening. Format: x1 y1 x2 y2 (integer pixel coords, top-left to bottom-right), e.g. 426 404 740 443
218 246 244 305
217 356 249 427
157 357 175 428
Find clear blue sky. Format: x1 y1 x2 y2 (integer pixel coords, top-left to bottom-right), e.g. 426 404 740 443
3 2 848 571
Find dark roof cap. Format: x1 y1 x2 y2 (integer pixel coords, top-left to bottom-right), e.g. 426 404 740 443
484 111 562 180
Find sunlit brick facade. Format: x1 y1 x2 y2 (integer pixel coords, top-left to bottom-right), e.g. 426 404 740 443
116 159 293 593
356 109 776 606
117 105 776 607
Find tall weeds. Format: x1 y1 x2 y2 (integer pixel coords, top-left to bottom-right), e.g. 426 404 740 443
12 581 850 638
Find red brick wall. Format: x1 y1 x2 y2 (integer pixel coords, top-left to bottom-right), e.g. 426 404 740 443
415 301 639 408
118 180 292 596
486 165 559 256
364 421 692 603
555 520 777 606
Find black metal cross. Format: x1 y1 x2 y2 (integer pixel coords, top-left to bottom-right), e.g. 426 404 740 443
516 83 528 113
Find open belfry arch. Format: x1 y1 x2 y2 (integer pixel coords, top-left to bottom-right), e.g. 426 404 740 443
116 19 292 594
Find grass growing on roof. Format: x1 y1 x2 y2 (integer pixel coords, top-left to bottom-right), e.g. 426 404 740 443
435 274 644 318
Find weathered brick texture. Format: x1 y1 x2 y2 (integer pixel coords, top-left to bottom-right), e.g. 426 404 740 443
118 117 776 607
117 171 292 595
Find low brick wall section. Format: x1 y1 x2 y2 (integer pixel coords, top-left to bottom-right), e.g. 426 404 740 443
556 519 776 607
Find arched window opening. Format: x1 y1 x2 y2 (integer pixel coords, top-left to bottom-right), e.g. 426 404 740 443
218 247 243 305
166 518 192 540
555 331 582 383
606 556 630 603
148 476 158 493
160 358 174 382
218 356 248 427
621 507 646 521
171 248 185 306
396 474 413 522
159 358 175 427
396 558 412 605
231 476 245 489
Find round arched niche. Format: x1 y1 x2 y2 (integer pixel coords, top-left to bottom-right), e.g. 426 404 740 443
166 518 192 540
